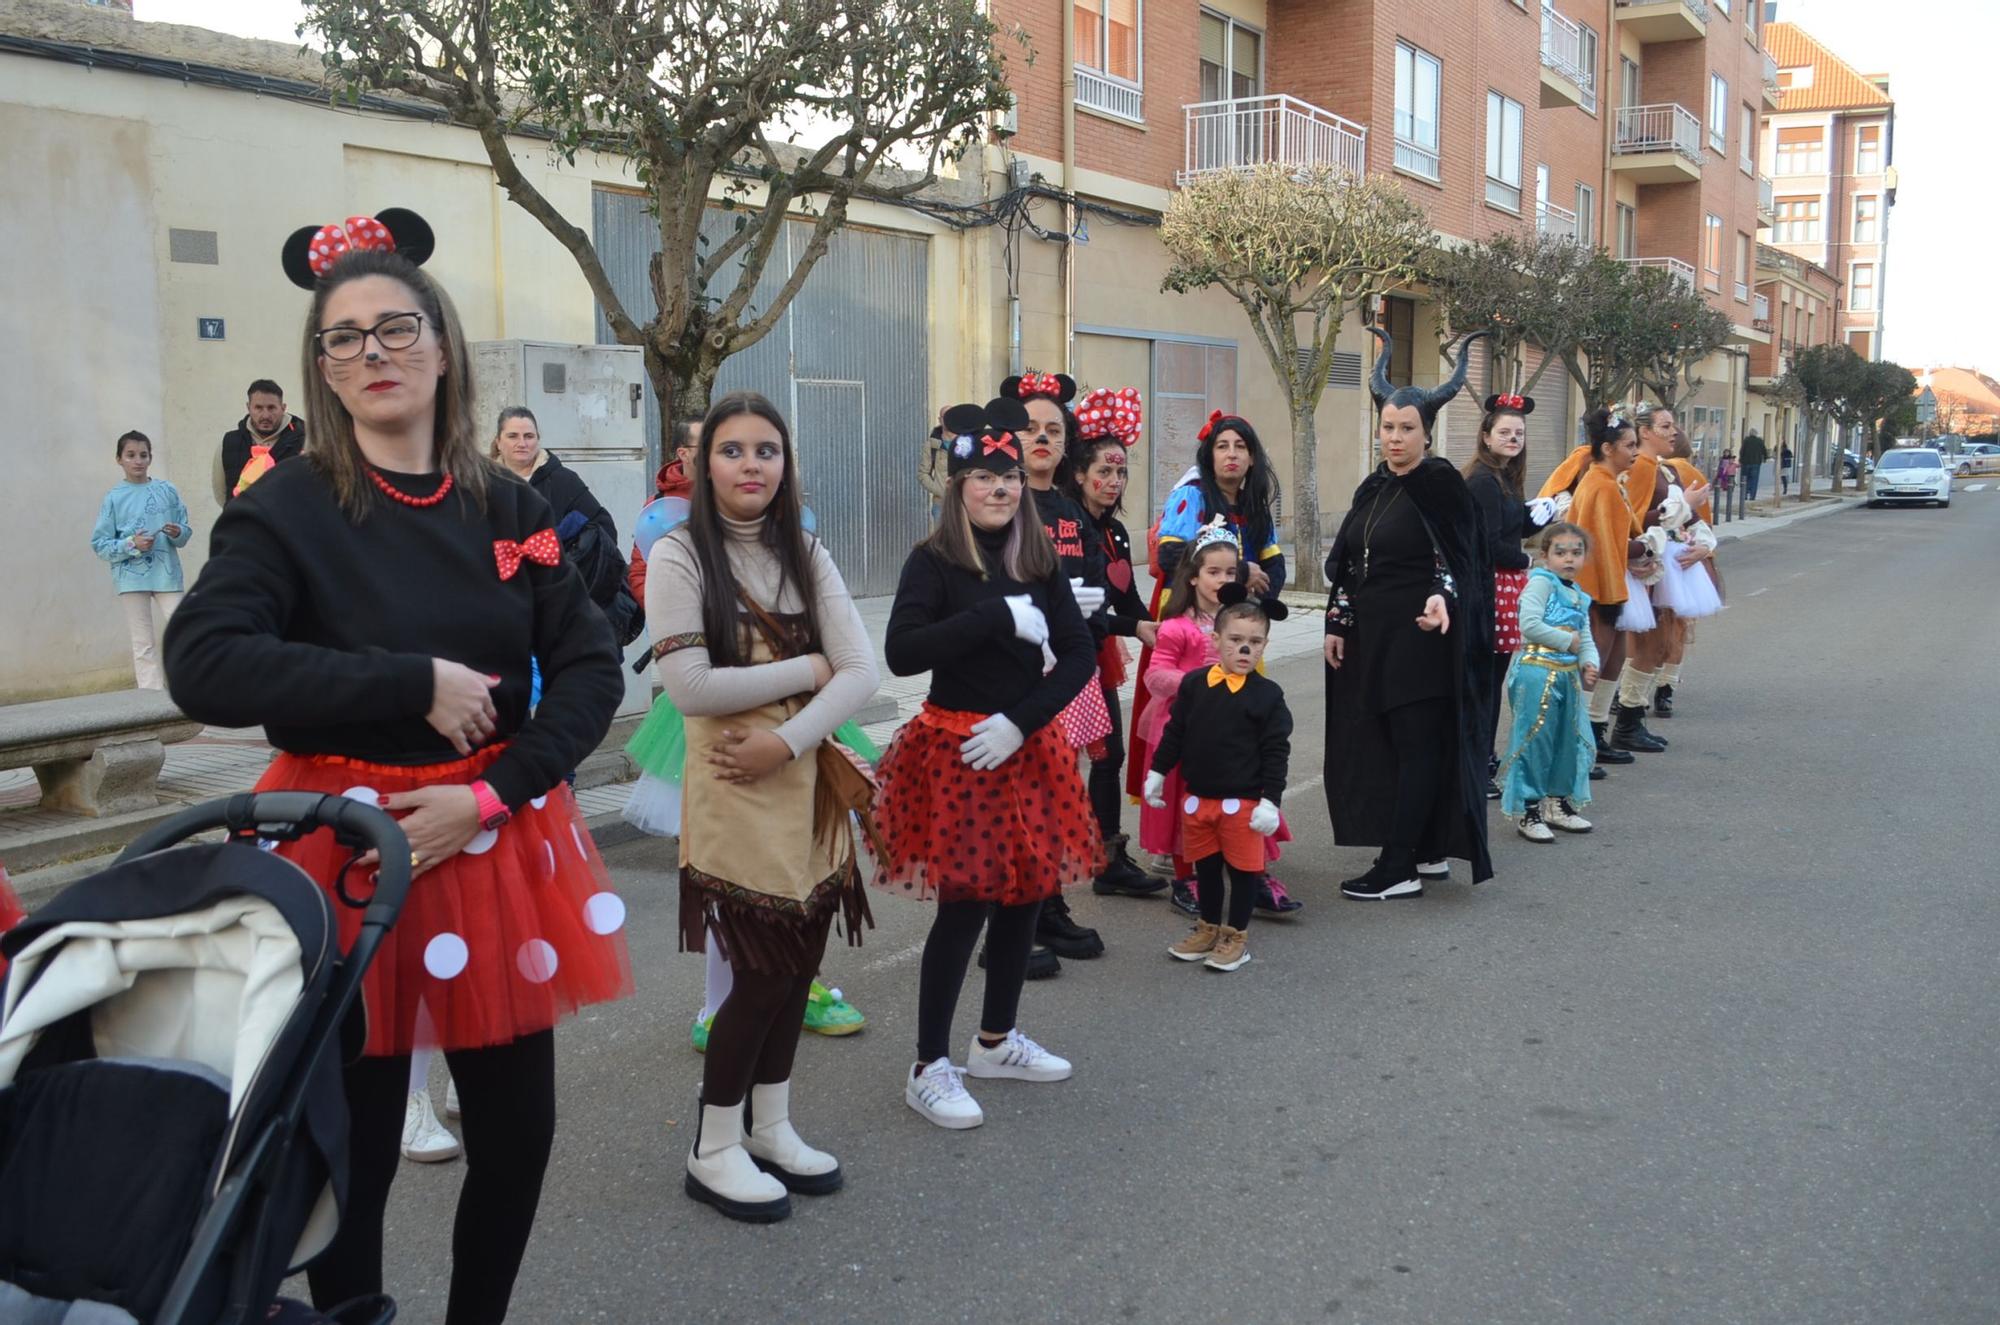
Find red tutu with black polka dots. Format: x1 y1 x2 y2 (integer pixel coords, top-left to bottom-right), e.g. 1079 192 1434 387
871 704 1100 906
1494 568 1529 653
256 748 634 1057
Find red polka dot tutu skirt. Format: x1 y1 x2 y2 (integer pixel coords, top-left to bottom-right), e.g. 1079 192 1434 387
871 704 1100 906
1494 568 1529 653
257 748 634 1057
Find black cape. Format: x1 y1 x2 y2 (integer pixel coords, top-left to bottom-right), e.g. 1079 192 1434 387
1322 456 1494 882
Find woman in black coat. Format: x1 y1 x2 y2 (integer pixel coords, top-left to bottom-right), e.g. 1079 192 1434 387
1323 329 1494 899
493 406 633 639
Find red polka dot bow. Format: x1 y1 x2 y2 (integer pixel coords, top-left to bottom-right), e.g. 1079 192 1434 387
1014 371 1062 399
1494 393 1527 410
493 528 562 581
306 215 399 279
1076 386 1143 446
1196 409 1226 443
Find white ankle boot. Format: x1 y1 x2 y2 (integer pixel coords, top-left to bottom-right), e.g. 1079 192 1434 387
685 1099 790 1222
744 1080 843 1195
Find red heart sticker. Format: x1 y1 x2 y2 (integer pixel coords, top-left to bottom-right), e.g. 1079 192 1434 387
1106 558 1133 592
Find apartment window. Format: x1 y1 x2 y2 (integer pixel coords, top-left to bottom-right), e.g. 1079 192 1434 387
1575 182 1596 247
1394 43 1443 181
1619 56 1641 109
1848 329 1872 356
1199 10 1261 103
1708 74 1729 153
1714 0 1729 14
1850 262 1877 311
1775 126 1824 174
1740 103 1756 172
1735 232 1751 302
1485 91 1524 212
1855 123 1883 173
1777 66 1813 90
1852 194 1879 243
1702 213 1724 292
1075 0 1142 118
1615 202 1637 259
1578 22 1600 114
1773 196 1821 243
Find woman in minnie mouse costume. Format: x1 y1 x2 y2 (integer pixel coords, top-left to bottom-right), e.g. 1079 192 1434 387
874 397 1097 1130
165 209 631 1323
1063 386 1166 898
999 370 1109 963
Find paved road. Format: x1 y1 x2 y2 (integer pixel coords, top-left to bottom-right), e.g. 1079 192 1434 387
369 487 2000 1324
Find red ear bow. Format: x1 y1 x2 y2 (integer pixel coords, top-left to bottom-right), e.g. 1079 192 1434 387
1497 394 1525 409
1196 409 1225 443
307 216 398 279
1016 371 1061 399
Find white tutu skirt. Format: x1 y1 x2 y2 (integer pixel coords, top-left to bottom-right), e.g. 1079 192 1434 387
621 771 683 837
1615 572 1657 632
1653 545 1723 618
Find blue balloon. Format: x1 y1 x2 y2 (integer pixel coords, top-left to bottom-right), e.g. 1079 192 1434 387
801 504 817 534
634 495 690 559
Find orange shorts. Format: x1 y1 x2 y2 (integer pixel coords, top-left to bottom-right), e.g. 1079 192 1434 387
1179 796 1266 873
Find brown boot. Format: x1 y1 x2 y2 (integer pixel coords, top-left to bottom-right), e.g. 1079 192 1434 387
1167 920 1220 962
1204 925 1250 972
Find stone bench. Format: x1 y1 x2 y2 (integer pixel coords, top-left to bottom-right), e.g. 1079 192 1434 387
0 691 205 818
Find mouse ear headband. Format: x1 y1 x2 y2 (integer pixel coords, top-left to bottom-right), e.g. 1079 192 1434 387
1216 580 1290 621
939 398 1033 476
1000 370 1077 405
1483 392 1536 416
282 208 436 290
1075 386 1143 448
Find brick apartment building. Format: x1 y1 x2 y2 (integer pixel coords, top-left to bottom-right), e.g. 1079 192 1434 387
989 0 1783 505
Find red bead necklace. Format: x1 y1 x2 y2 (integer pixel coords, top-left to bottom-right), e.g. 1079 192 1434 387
366 466 454 508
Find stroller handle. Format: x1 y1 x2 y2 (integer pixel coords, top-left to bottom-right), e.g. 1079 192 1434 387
118 792 412 931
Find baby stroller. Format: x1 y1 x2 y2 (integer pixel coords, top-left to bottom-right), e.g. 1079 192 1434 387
0 792 411 1325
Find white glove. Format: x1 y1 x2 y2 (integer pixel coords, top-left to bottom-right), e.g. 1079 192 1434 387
1142 770 1167 809
1249 798 1280 836
1003 594 1049 647
1551 490 1573 520
1041 642 1057 673
1527 496 1558 527
1069 577 1107 615
959 713 1026 771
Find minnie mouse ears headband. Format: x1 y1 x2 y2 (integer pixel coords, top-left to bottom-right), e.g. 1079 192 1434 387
281 208 436 290
1217 580 1290 622
1001 370 1077 405
1483 392 1536 416
1075 386 1142 447
940 398 1033 476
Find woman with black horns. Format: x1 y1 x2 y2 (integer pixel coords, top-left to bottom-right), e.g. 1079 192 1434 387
1322 327 1495 900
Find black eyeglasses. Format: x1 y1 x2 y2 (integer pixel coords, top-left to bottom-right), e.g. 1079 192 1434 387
315 313 425 362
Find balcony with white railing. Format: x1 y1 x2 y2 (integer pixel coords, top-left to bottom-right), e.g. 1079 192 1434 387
1615 0 1709 43
1536 200 1580 241
1754 291 1771 324
1761 49 1781 107
1179 94 1369 186
1612 103 1704 183
1539 5 1595 110
1623 255 1698 291
1758 174 1775 221
1735 279 1750 302
1076 67 1144 124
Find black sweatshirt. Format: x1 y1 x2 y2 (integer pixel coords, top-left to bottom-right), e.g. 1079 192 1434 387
1150 668 1292 804
1090 507 1147 638
163 458 623 810
1465 466 1533 572
1030 484 1108 640
883 525 1094 738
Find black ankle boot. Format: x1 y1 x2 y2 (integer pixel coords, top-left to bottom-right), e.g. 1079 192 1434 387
1035 895 1105 958
1653 683 1675 718
1610 701 1666 753
1594 721 1634 765
1628 700 1669 748
1092 834 1166 897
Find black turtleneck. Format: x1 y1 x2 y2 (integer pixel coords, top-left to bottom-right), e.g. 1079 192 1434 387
884 524 1094 737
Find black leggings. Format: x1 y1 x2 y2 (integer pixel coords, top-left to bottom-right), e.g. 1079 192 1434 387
1193 854 1259 931
1087 680 1125 841
1385 697 1452 861
307 1030 555 1325
916 899 1043 1064
703 910 833 1108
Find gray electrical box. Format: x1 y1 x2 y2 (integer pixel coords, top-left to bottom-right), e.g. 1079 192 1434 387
472 340 653 718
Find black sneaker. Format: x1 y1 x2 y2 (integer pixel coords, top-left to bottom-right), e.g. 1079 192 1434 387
1036 896 1105 959
1340 860 1423 901
979 944 1062 979
1485 778 1502 800
1589 763 1608 781
1169 877 1201 916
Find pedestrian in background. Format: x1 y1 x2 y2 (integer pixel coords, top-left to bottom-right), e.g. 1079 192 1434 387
219 378 306 502
91 429 192 690
1780 442 1795 496
1738 432 1767 502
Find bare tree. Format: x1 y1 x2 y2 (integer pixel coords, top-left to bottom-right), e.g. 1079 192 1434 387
304 0 1012 446
1160 163 1433 592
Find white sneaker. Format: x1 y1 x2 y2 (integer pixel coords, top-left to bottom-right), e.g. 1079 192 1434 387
401 1090 461 1163
1517 812 1555 843
965 1029 1072 1082
1416 859 1451 879
906 1057 984 1129
444 1078 460 1119
1544 798 1594 833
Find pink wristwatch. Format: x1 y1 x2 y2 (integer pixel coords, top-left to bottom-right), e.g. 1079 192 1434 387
470 779 511 831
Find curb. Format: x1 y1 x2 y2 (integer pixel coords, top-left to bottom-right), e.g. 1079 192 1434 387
1714 496 1859 545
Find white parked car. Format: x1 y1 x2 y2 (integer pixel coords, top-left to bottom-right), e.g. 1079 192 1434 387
1867 448 1952 508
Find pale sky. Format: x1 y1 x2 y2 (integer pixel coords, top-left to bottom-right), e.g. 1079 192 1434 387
138 0 1997 376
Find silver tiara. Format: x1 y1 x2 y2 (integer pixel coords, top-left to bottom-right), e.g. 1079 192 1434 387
1189 515 1241 557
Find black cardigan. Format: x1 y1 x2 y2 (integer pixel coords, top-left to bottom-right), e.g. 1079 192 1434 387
1465 465 1534 572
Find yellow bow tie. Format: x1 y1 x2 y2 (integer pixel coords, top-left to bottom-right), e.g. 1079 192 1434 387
1206 665 1246 693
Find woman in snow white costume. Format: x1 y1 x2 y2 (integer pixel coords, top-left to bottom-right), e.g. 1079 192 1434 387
164 209 632 1321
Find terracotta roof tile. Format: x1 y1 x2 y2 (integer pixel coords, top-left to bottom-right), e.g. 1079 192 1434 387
1765 22 1893 113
